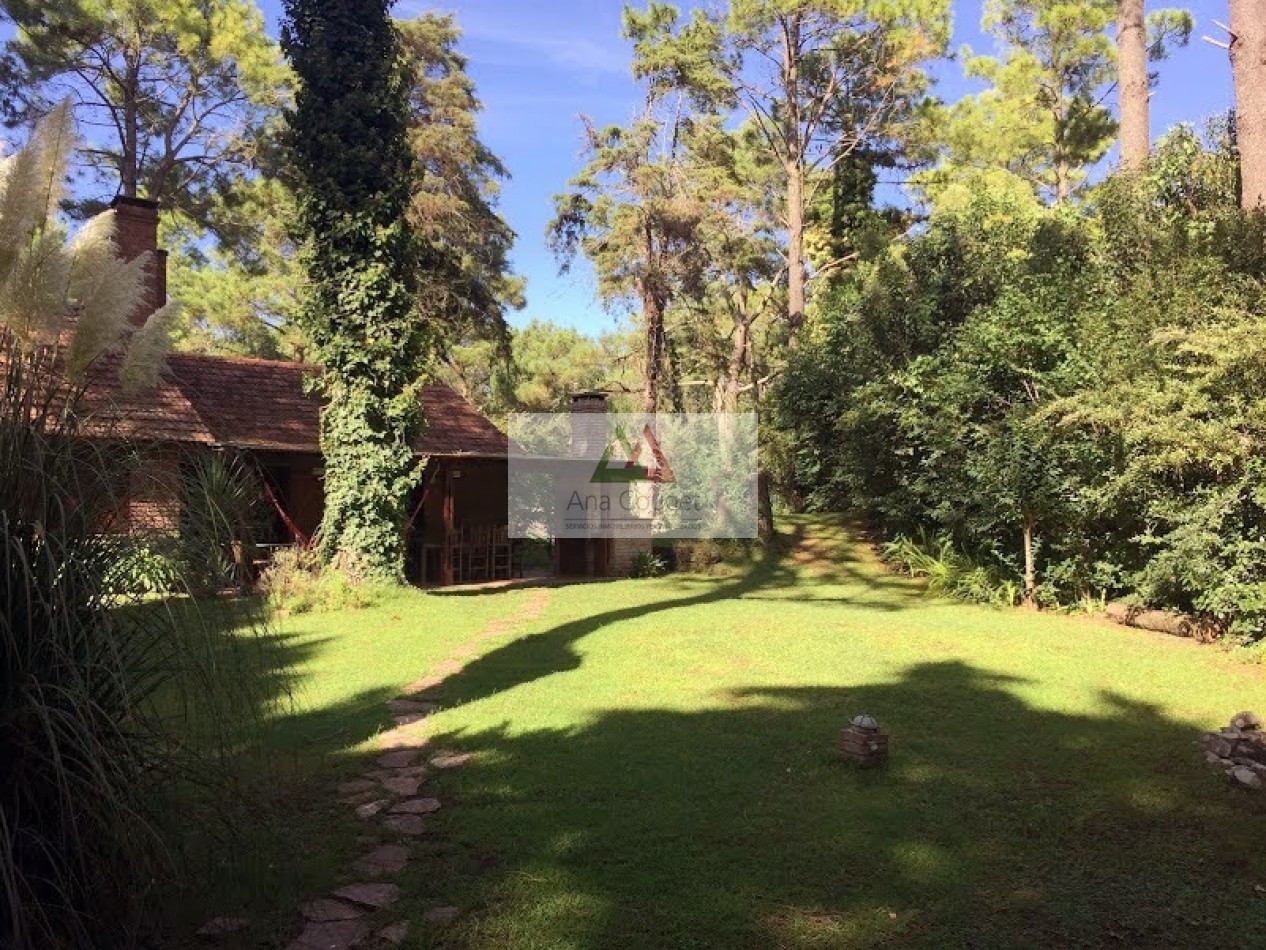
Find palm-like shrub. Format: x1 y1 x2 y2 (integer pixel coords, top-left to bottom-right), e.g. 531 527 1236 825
0 105 195 949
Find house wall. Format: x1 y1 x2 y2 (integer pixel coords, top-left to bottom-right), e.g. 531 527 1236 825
124 445 183 536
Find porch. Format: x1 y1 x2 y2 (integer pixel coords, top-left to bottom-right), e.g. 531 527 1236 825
260 453 517 586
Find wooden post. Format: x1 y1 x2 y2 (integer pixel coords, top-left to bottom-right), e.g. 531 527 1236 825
440 461 455 586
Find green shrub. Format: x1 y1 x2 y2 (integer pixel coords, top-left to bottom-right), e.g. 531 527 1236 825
178 453 267 595
672 539 757 575
260 546 381 613
628 550 669 578
882 532 1021 607
100 536 185 595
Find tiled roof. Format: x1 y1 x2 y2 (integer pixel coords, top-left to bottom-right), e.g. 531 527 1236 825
86 351 508 457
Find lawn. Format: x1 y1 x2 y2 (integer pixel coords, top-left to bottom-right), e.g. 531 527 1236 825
186 516 1266 948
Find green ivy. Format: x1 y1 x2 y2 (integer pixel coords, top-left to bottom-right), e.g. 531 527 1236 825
281 0 437 582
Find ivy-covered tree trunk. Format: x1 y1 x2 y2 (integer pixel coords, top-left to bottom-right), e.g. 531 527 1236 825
282 0 433 582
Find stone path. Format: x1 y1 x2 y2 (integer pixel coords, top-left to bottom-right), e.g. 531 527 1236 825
212 587 554 950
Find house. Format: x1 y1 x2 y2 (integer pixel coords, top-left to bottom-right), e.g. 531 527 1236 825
100 197 509 585
98 197 650 584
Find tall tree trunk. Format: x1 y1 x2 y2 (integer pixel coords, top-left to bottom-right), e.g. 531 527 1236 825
786 157 807 336
781 13 807 340
1117 0 1150 172
1022 516 1037 609
720 315 751 414
1230 0 1266 209
641 224 664 414
642 288 664 414
121 51 140 198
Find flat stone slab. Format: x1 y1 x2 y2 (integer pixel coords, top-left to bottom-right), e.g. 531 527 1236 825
332 882 401 910
340 790 382 806
423 905 460 924
377 921 410 946
353 843 409 876
197 916 249 936
286 919 371 950
385 698 438 716
391 713 432 727
380 776 422 797
381 814 429 836
379 728 429 750
337 778 379 797
430 753 472 770
375 750 422 769
404 676 441 694
355 799 389 820
300 899 366 923
390 797 441 815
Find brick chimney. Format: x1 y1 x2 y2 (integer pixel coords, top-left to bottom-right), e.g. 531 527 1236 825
569 391 608 460
110 196 167 326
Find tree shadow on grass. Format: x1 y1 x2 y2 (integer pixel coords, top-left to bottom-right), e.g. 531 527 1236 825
144 597 407 947
422 522 925 709
416 659 1266 949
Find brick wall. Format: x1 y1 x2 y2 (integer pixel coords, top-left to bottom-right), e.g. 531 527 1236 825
125 447 182 536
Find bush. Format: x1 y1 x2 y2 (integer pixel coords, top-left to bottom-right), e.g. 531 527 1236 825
628 550 669 578
260 545 381 613
100 536 185 595
178 453 267 595
672 538 758 575
882 532 1021 607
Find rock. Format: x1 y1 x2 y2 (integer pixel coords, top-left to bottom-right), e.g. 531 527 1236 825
382 814 429 836
1206 737 1235 759
1205 751 1228 766
430 753 472 770
341 790 382 806
386 698 438 716
197 916 249 936
376 750 422 769
391 713 431 727
300 899 366 922
389 797 441 815
387 764 430 779
376 921 410 946
354 843 409 877
1233 711 1263 731
423 905 460 924
1231 766 1263 789
332 882 401 910
337 778 379 797
380 776 421 797
405 675 442 693
355 799 389 820
286 919 371 950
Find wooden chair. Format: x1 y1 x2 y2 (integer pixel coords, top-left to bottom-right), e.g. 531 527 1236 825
492 525 511 580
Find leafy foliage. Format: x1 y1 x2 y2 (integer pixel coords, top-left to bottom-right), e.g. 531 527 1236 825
281 0 433 582
780 125 1266 637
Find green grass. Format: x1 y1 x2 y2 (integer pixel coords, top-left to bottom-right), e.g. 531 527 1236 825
177 516 1266 948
